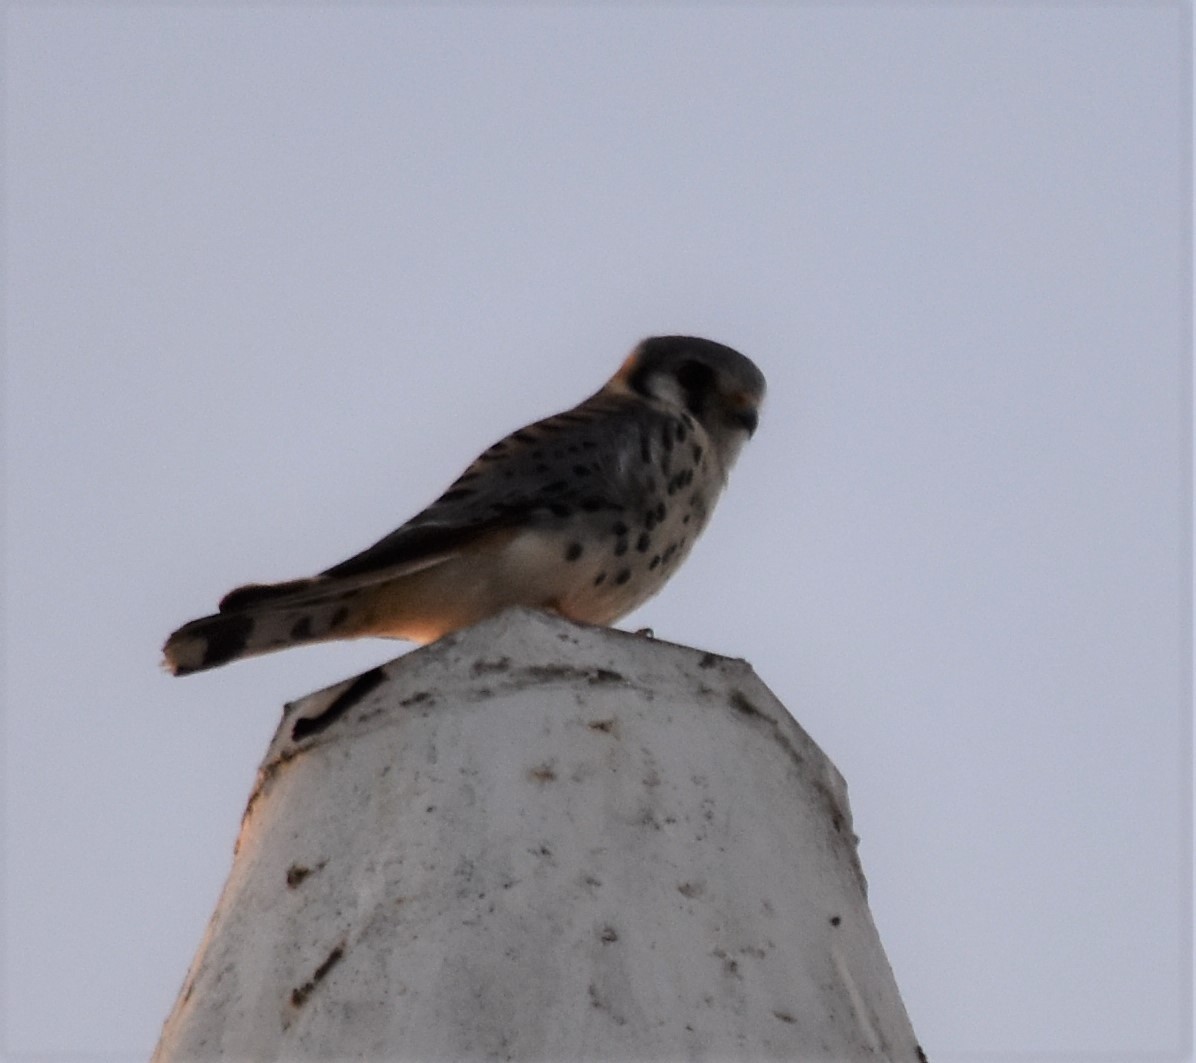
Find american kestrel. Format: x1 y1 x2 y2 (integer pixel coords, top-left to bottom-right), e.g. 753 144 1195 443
163 335 765 675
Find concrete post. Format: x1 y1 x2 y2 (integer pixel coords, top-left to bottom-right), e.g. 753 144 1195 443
154 607 925 1061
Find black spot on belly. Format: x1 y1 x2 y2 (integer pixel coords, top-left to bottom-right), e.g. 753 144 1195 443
614 537 628 556
615 568 631 585
636 531 651 553
666 468 695 496
565 542 583 561
692 444 704 463
594 572 607 586
612 520 629 537
661 543 678 564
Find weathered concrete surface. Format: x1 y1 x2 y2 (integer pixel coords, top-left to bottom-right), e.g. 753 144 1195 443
154 608 925 1061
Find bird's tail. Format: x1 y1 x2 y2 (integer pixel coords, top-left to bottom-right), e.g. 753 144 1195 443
162 579 366 676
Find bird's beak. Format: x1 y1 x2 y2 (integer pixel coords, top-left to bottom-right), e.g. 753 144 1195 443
735 408 759 437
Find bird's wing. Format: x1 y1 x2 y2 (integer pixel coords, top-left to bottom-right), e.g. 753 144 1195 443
322 392 659 578
218 393 665 613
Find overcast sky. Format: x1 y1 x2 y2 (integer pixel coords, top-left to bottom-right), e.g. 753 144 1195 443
3 4 1189 1061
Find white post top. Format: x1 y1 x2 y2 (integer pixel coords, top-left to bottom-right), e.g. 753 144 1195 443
154 607 926 1062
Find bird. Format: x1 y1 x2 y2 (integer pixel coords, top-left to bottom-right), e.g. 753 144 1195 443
162 335 765 675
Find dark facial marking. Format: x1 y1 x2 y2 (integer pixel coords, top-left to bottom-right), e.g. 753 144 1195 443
675 359 718 418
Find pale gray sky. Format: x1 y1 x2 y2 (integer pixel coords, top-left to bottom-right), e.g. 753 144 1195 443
3 4 1189 1060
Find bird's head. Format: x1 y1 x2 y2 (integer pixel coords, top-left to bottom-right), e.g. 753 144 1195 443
614 335 766 466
